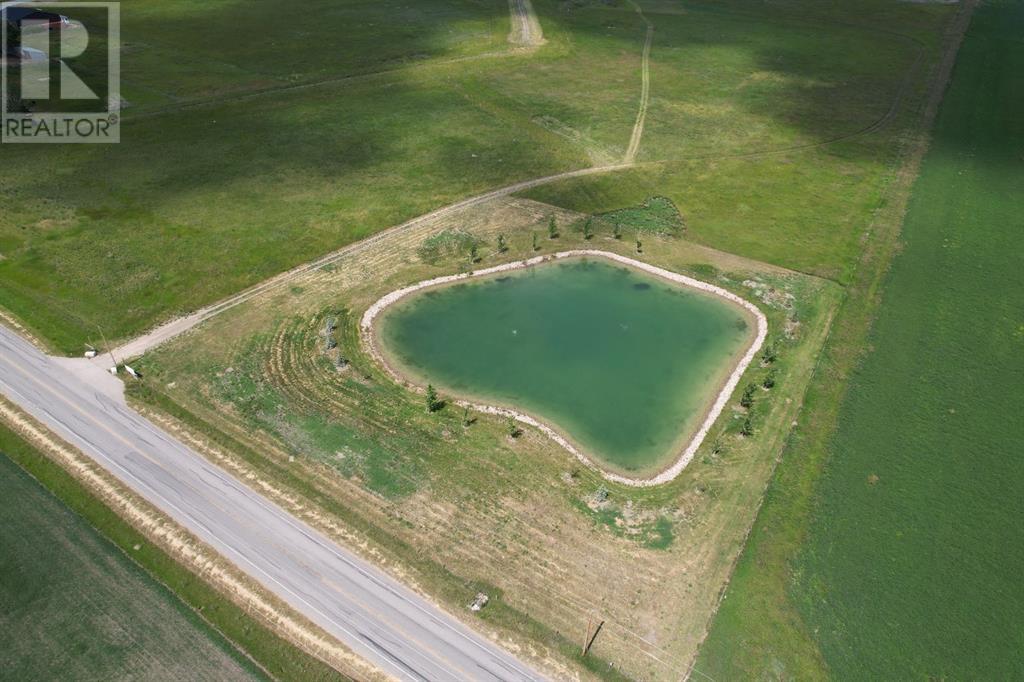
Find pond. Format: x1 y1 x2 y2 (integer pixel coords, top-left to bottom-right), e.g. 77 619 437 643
373 256 759 478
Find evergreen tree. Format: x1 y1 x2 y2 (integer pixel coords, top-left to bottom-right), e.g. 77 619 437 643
740 383 756 409
741 414 754 436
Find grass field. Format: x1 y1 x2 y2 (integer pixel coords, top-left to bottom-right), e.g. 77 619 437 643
117 0 511 108
0 448 263 680
58 0 958 677
518 1 952 284
0 65 587 353
1 0 949 353
0 0 591 353
696 0 1024 677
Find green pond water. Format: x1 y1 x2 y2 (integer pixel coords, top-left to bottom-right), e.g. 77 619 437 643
377 258 754 475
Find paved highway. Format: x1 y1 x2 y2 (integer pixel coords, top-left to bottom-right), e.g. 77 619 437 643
0 325 543 681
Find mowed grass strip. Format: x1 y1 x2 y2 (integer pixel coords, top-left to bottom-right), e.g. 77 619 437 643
698 1 1024 678
0 424 348 681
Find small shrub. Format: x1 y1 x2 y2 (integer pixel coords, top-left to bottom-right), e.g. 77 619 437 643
598 196 684 237
690 263 719 280
417 229 483 264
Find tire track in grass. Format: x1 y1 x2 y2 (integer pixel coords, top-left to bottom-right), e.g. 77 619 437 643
508 0 544 47
624 0 654 164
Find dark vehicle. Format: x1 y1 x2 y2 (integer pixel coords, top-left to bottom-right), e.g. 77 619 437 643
2 7 71 31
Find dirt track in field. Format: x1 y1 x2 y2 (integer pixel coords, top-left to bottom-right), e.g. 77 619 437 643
508 0 544 47
624 0 653 163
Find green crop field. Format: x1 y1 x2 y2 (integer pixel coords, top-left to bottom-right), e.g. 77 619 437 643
0 449 263 680
697 0 1024 677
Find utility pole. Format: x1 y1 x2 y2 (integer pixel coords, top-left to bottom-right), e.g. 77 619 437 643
581 615 604 657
